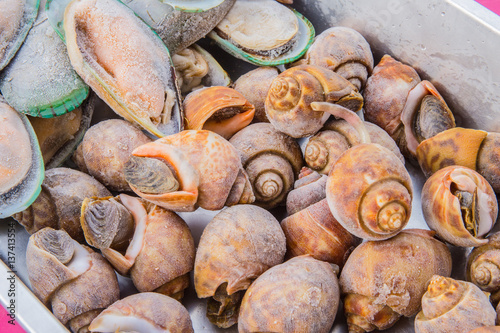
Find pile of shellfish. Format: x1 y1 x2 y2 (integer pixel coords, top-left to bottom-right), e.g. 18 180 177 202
1 0 500 332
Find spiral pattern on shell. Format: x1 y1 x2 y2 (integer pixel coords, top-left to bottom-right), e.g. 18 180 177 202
326 144 412 240
267 76 301 112
305 130 349 174
469 249 500 293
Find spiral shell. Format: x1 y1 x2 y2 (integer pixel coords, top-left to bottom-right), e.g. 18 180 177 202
265 64 363 138
421 165 498 247
417 128 500 193
467 232 500 305
194 205 286 328
305 118 404 175
340 229 452 333
81 194 195 300
326 143 413 240
233 66 279 123
415 276 496 333
238 255 340 333
364 55 455 158
183 86 255 139
125 130 254 212
286 167 327 215
26 228 119 332
73 119 152 192
89 293 193 333
281 199 361 267
13 167 111 243
230 123 303 208
295 26 374 90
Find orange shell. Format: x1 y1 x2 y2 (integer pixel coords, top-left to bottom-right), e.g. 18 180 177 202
131 130 252 211
421 165 498 247
363 54 420 138
416 127 488 177
183 86 255 139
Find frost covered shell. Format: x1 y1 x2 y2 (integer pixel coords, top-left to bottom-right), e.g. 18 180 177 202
0 0 39 70
415 276 497 333
89 293 194 333
0 97 44 218
194 204 286 328
63 0 182 137
238 255 340 333
340 229 452 333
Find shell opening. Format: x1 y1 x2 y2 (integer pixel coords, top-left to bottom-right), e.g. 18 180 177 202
414 95 455 142
124 156 179 194
206 283 245 328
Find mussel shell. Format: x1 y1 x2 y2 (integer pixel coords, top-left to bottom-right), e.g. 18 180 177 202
63 0 183 138
209 1 315 66
122 0 236 54
0 98 44 218
0 4 89 118
0 0 40 70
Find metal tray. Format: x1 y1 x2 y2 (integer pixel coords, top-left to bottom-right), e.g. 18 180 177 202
1 0 500 332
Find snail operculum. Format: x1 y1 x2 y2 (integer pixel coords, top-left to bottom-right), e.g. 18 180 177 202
206 283 245 328
123 156 180 195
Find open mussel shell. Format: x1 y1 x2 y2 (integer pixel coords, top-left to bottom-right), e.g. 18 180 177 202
0 3 89 118
208 0 315 66
0 0 40 70
28 93 95 169
0 97 44 218
62 0 183 138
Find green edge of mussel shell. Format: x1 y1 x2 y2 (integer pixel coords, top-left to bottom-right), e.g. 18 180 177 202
46 0 72 42
23 85 90 118
0 0 41 71
0 111 44 219
208 8 315 66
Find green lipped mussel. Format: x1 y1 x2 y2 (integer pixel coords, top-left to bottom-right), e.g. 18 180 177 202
62 0 183 138
0 97 44 218
0 2 89 118
0 0 40 70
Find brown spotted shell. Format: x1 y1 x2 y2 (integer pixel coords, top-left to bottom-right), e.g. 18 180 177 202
81 194 195 300
26 228 119 332
340 229 452 333
183 86 255 139
73 119 152 192
281 199 360 267
467 232 500 306
326 143 413 240
265 64 363 138
127 130 254 212
89 293 194 333
230 123 303 209
295 26 374 90
233 66 279 123
421 165 498 247
305 118 404 175
238 255 340 333
13 167 111 243
415 276 497 333
194 204 286 328
417 128 500 193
